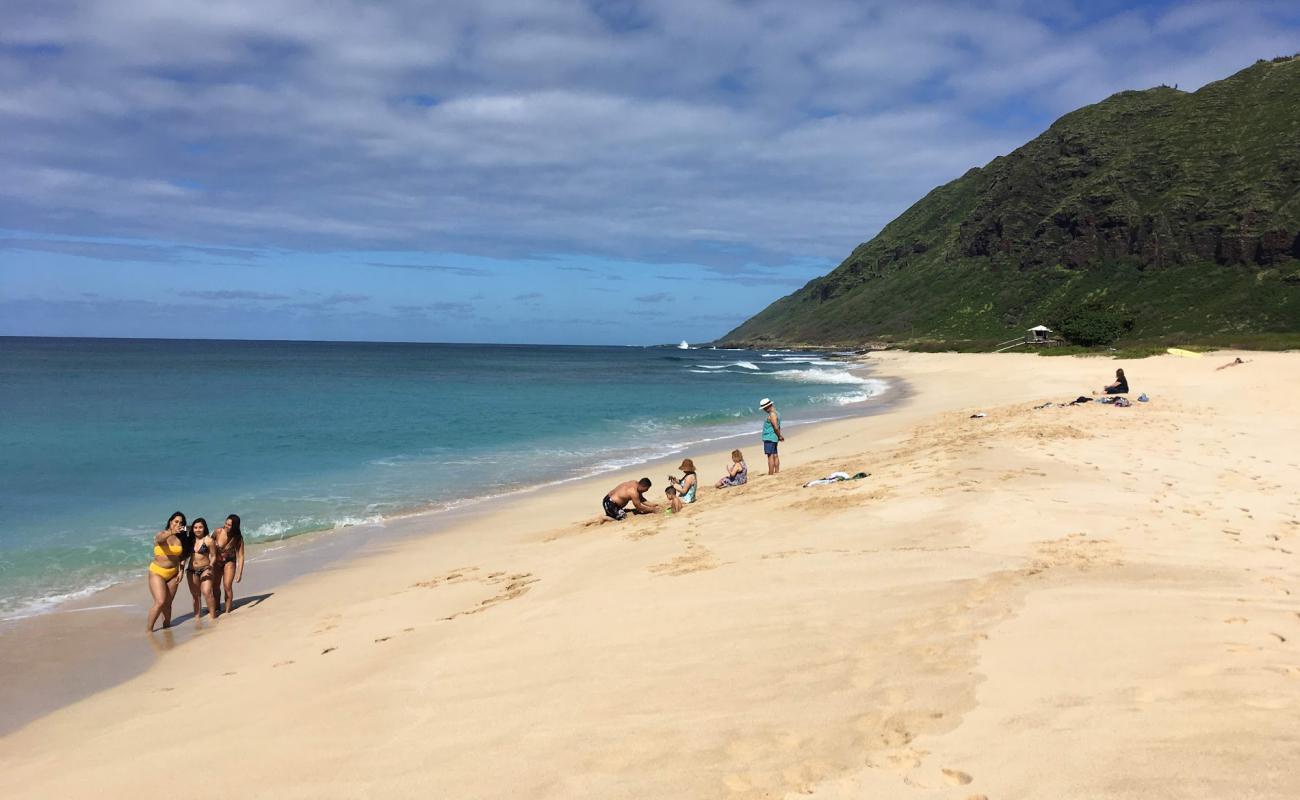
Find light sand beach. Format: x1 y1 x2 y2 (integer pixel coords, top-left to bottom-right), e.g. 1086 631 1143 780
1 350 1297 799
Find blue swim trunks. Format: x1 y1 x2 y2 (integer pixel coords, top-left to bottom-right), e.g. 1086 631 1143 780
763 440 778 456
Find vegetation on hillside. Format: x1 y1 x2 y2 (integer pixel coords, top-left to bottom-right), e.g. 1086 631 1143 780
722 56 1300 349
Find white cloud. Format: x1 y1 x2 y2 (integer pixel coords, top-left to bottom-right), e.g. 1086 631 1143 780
1 0 1297 269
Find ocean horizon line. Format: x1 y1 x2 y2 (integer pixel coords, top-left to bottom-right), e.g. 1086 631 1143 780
0 333 746 349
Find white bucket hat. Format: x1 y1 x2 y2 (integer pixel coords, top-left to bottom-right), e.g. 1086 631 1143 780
759 397 773 409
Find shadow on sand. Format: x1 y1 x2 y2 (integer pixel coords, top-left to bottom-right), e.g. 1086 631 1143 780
155 593 275 648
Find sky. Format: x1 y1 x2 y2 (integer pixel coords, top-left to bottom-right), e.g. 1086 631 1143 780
2 1 1298 345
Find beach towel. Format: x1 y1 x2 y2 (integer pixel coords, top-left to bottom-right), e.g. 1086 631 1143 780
802 471 869 487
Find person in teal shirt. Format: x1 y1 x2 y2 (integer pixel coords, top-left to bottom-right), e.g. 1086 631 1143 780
667 458 698 510
759 398 784 475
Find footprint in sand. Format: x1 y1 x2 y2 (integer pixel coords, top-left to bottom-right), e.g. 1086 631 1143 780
222 671 236 676
1259 577 1292 596
313 613 341 631
866 748 924 771
272 660 294 668
1225 617 1248 624
418 569 539 619
1269 632 1287 643
374 636 391 643
160 687 174 692
966 795 990 800
942 768 973 786
321 647 336 655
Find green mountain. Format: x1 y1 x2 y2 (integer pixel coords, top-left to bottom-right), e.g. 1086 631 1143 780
723 56 1300 349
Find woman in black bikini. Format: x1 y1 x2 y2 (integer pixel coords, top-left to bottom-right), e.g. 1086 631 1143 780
213 514 245 616
184 518 218 620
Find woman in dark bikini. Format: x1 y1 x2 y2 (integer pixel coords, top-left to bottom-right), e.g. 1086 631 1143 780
213 514 245 616
147 511 187 632
184 518 218 620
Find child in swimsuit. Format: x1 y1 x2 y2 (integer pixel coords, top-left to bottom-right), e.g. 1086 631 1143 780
665 485 682 513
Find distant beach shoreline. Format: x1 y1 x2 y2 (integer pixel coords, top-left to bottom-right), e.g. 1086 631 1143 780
0 338 891 622
0 358 908 734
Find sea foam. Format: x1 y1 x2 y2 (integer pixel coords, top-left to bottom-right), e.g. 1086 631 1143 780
772 368 876 385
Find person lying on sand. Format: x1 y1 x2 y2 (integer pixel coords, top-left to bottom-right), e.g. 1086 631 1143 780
1216 357 1248 370
716 449 748 489
602 478 658 522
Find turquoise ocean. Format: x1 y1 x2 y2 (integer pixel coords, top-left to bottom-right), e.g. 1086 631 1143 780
0 337 888 618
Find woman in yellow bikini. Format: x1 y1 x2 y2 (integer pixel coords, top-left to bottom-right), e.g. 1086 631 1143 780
184 518 218 620
147 511 187 632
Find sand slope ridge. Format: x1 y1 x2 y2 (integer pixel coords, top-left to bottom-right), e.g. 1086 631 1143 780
0 351 1297 800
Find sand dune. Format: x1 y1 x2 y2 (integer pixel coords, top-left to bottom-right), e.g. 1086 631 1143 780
1 351 1296 799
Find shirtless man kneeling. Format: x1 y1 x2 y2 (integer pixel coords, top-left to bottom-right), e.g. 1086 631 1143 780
602 478 658 521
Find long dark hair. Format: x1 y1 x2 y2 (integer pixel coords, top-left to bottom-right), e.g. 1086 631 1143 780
191 518 209 538
225 514 243 544
165 511 195 558
1116 368 1126 381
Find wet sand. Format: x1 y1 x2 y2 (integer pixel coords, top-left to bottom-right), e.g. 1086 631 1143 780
0 516 384 734
1 350 1296 799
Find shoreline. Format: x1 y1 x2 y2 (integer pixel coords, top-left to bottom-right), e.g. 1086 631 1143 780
0 347 889 624
0 363 908 735
3 349 1295 799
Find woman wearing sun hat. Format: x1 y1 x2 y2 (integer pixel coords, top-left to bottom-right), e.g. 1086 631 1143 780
759 398 784 475
667 458 698 507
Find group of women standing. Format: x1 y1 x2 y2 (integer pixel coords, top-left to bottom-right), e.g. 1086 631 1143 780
146 511 246 632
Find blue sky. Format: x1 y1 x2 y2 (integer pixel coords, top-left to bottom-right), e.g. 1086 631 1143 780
2 1 1298 344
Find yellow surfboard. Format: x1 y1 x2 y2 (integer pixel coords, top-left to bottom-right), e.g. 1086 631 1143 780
1166 347 1202 359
